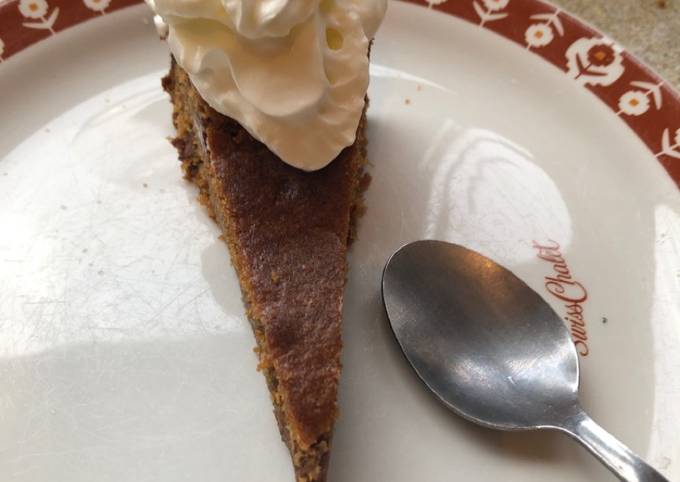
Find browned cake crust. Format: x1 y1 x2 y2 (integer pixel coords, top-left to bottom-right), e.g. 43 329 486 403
162 58 368 482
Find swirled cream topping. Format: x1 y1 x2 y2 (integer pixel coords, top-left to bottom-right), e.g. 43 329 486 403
146 0 387 171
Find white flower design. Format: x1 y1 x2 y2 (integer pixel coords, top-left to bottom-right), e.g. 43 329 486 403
525 24 554 48
565 37 624 87
473 0 509 26
525 11 564 50
482 0 509 11
616 80 663 117
618 91 650 116
426 0 448 7
18 0 48 19
656 128 680 159
84 0 111 13
19 0 59 34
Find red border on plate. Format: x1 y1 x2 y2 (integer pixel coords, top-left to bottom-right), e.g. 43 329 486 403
0 0 139 59
1 0 679 188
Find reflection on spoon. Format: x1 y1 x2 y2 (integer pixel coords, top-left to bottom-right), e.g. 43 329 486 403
382 240 670 482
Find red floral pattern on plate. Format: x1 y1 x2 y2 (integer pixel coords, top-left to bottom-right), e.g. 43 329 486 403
0 0 138 62
404 0 680 188
0 0 679 187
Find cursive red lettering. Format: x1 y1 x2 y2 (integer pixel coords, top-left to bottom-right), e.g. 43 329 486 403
571 325 588 340
553 262 571 276
546 275 575 286
574 340 590 356
546 280 588 304
534 240 590 356
566 315 585 327
566 302 584 316
537 252 564 264
532 239 561 251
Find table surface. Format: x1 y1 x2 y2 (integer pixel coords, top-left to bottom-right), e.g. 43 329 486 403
552 0 679 87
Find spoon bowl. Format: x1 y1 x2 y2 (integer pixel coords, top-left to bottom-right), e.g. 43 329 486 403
381 240 669 482
382 240 578 431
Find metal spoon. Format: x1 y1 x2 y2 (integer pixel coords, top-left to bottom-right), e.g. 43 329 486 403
381 240 669 482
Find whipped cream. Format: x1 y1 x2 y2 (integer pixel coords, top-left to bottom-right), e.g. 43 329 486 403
146 0 387 171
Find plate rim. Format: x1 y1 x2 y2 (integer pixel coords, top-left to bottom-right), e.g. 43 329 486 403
402 0 680 188
2 0 677 188
0 2 678 479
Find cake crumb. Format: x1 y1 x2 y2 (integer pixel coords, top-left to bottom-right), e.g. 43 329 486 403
657 0 667 8
404 98 411 105
602 317 608 324
143 183 148 188
97 270 104 275
60 205 67 210
417 84 423 91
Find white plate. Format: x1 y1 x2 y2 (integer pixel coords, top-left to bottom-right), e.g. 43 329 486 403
1 2 679 481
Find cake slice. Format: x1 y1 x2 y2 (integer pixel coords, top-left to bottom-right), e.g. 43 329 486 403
162 59 368 482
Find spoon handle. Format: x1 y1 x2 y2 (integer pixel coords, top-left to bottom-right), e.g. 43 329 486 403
559 409 669 482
